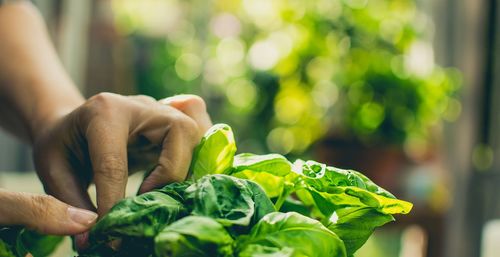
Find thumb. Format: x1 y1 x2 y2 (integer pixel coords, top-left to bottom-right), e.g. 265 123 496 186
0 190 98 235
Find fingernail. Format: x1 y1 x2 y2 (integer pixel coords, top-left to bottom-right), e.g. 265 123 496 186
68 207 98 226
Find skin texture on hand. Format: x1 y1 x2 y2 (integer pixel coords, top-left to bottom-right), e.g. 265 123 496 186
33 93 212 217
0 190 98 235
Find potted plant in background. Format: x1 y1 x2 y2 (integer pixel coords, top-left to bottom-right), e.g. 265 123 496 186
110 0 459 165
109 1 460 256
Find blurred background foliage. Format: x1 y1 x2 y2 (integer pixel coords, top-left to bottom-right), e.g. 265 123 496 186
110 0 461 159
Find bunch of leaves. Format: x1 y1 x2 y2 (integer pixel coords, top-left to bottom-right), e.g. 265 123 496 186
191 124 412 256
0 124 412 257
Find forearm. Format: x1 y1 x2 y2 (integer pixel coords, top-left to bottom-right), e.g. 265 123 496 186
0 1 84 143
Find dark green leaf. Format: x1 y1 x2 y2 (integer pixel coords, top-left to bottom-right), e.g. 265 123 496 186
154 216 233 257
90 191 187 244
0 228 20 257
245 179 277 225
279 197 311 217
155 181 193 202
185 174 274 228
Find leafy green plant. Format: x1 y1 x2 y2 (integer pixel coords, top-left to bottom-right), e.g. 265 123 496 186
0 124 412 257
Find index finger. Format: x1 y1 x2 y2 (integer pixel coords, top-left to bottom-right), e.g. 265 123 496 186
86 118 129 216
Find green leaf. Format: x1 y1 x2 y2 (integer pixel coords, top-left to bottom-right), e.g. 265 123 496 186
154 216 233 257
237 212 347 257
292 160 394 196
90 191 187 244
0 228 63 257
278 198 311 217
231 153 292 198
155 181 193 202
234 171 284 198
245 179 278 225
190 124 237 179
326 207 394 256
0 228 21 257
16 230 63 257
185 174 274 228
232 153 292 177
310 186 412 216
0 239 15 257
237 244 295 257
292 160 412 217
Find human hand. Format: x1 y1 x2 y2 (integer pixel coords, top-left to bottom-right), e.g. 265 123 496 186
32 93 211 218
0 190 97 235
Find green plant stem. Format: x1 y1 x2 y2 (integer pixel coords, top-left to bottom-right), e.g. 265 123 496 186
274 184 296 211
274 191 289 211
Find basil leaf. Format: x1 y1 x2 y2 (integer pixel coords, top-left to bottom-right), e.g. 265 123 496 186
237 212 347 257
0 239 15 257
245 179 277 224
90 191 187 244
326 207 394 256
0 228 17 257
16 230 63 257
233 171 285 198
155 181 193 202
293 160 412 217
293 160 396 198
0 228 62 257
154 216 233 257
231 153 292 198
185 174 274 228
308 186 412 217
190 124 237 179
237 244 295 257
232 153 292 177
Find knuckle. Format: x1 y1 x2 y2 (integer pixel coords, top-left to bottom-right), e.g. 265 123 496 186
82 92 121 120
132 94 157 103
87 93 120 111
171 114 199 141
96 153 127 182
89 92 117 103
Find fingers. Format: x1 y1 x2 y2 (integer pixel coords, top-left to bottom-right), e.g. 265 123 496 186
85 117 129 216
138 111 199 193
159 94 213 135
0 190 97 235
33 136 95 212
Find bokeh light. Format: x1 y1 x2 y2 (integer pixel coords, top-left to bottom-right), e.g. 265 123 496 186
111 0 461 155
